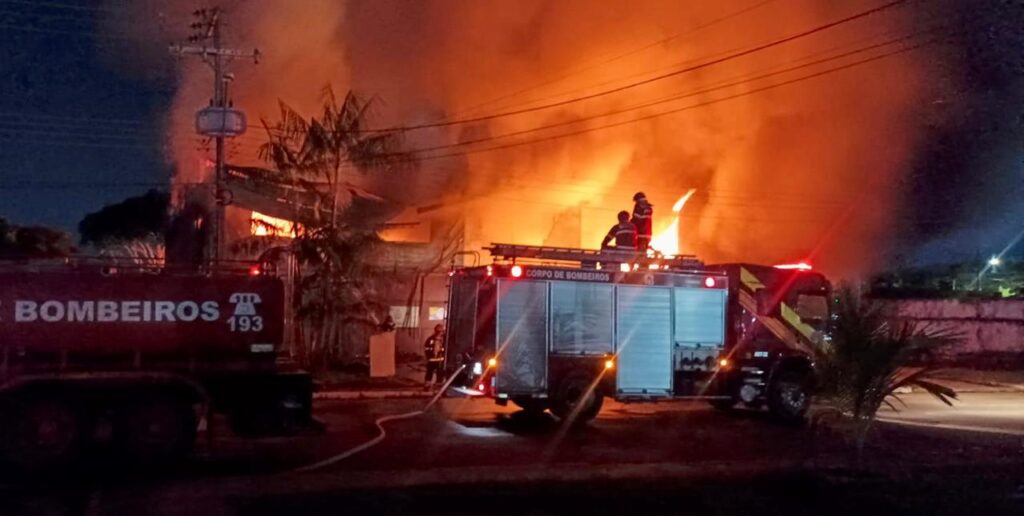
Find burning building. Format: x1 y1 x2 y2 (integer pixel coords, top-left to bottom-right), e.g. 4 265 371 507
102 0 962 355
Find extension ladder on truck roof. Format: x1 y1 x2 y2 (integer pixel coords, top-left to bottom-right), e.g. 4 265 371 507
484 243 704 271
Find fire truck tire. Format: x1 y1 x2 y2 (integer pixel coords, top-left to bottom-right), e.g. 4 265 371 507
116 395 196 462
0 395 82 469
550 372 604 423
511 397 548 415
768 371 811 425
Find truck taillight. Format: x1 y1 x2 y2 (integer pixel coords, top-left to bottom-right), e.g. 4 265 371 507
249 265 262 276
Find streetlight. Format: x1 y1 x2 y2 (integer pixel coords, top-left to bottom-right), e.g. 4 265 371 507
978 256 1002 291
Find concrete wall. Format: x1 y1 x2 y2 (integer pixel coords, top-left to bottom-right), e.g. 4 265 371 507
878 299 1024 365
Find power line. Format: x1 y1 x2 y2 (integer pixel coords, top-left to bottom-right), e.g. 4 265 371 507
0 22 131 40
251 27 937 178
466 11 940 120
0 181 180 190
0 112 148 126
230 13 934 168
474 193 966 228
0 7 96 23
453 0 782 118
307 32 935 171
404 41 924 163
0 0 112 12
0 134 160 150
0 123 153 137
361 0 908 134
256 25 936 172
371 29 937 160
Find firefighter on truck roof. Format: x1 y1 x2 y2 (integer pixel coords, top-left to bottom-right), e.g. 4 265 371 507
631 191 653 251
601 210 639 249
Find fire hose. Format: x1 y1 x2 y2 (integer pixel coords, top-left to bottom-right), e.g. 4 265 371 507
293 364 467 473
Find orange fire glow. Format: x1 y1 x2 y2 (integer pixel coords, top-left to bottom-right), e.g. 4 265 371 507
250 211 299 238
129 1 937 277
650 189 696 257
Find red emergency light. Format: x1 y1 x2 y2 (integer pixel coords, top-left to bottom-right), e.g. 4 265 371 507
248 265 262 276
510 265 523 278
704 277 717 288
774 262 813 271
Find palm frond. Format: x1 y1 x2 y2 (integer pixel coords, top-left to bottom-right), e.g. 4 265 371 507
908 378 958 406
816 285 962 424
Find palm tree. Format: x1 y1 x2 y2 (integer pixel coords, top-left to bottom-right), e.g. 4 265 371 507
814 287 960 460
242 87 410 367
257 86 405 227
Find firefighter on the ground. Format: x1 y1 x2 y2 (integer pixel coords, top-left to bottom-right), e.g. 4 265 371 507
423 324 446 390
601 210 639 249
631 191 653 251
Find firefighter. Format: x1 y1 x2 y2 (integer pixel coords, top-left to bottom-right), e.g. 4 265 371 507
601 210 638 249
423 324 446 390
631 191 653 251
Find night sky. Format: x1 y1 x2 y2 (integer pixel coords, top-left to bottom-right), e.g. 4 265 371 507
0 0 1022 266
0 0 172 232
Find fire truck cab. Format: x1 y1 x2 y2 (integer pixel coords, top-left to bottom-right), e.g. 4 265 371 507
444 244 830 425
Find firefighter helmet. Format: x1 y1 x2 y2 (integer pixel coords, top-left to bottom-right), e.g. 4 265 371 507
633 192 646 202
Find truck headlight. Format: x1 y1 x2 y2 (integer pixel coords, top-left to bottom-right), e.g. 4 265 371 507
472 362 483 376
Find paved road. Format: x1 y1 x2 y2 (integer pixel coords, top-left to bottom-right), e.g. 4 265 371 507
878 392 1024 435
3 394 1023 515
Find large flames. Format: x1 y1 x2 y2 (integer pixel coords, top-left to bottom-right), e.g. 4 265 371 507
650 189 697 257
250 211 299 238
114 0 939 277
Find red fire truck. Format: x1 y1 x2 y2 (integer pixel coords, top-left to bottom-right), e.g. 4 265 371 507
0 259 313 468
444 244 830 424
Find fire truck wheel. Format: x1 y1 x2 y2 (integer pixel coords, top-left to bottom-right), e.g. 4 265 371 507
0 395 81 469
768 371 811 425
550 372 604 424
512 397 548 415
116 395 196 462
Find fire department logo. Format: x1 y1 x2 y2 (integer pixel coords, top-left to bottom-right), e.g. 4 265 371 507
227 293 264 332
229 292 261 317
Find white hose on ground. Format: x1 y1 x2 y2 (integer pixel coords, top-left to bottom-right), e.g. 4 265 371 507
292 364 467 473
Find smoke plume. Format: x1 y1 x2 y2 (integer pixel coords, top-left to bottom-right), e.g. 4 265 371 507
110 0 948 278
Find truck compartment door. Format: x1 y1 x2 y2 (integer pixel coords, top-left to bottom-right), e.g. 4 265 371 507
550 282 614 355
615 285 673 397
495 279 548 394
673 287 727 371
444 275 480 369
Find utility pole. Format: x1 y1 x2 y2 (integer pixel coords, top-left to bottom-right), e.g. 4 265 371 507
169 8 260 266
